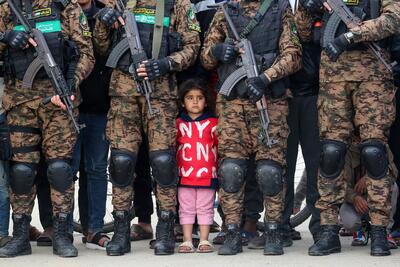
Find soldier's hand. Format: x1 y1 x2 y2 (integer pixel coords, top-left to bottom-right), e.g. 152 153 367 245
98 8 123 28
51 95 75 110
354 177 367 194
137 58 171 81
211 43 239 63
246 74 270 103
354 196 369 214
325 33 350 62
1 30 30 50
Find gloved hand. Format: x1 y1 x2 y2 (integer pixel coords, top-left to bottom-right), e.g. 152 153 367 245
66 77 76 93
211 43 238 63
141 58 171 81
97 8 121 27
1 30 29 50
300 0 324 14
246 74 270 103
325 33 351 61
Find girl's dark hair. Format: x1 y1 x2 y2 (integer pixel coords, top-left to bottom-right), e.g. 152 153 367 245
178 78 210 105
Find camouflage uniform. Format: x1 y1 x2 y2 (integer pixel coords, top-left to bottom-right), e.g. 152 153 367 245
201 0 302 226
93 0 200 213
296 1 400 227
0 0 94 216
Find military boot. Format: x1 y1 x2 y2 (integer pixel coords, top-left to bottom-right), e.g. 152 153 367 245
370 226 391 256
218 224 242 255
154 210 175 255
308 225 341 256
264 222 283 255
0 214 31 257
53 212 78 257
106 211 131 256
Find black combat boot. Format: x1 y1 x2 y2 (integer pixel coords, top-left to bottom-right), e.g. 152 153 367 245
218 224 242 255
264 222 283 255
154 210 175 255
0 214 31 257
106 211 131 256
53 212 78 257
370 226 390 256
281 230 293 248
308 225 341 256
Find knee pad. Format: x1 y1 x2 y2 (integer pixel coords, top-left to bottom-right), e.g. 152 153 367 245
218 158 247 193
255 160 283 197
149 149 178 187
10 162 37 194
320 140 347 179
47 159 73 193
360 140 388 180
109 149 137 187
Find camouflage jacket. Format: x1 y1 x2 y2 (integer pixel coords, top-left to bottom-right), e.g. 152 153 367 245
200 0 302 83
296 0 400 82
93 0 201 98
0 0 95 109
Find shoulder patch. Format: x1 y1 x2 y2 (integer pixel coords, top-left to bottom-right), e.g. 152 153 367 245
79 11 90 32
290 21 301 48
187 7 201 32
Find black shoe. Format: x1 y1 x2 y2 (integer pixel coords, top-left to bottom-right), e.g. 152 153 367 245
370 226 391 256
290 228 302 241
264 222 283 255
308 225 341 256
0 214 31 258
106 211 131 256
248 233 265 249
281 231 293 247
154 211 175 255
53 213 78 257
218 224 242 255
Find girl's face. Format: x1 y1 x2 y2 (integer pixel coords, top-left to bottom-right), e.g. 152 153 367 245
183 89 207 119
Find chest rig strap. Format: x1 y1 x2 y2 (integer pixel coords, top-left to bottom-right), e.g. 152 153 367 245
239 0 274 38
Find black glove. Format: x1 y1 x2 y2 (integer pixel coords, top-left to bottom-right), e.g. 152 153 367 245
300 0 323 14
143 58 171 81
1 30 29 50
97 8 121 27
211 43 238 63
325 33 351 62
66 77 76 93
246 75 270 103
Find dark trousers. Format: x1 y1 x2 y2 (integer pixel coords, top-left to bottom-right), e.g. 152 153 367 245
283 95 321 236
36 158 53 229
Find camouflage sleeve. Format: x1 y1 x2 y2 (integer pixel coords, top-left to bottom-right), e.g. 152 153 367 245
168 0 201 71
351 0 400 43
62 0 95 85
294 3 314 43
0 3 11 58
263 8 302 82
92 0 114 56
200 11 228 70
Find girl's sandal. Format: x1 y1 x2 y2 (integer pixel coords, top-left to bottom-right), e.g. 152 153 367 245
197 240 213 253
178 241 195 253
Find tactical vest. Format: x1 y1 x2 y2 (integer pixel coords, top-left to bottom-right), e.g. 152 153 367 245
5 1 69 81
321 0 380 49
217 0 288 99
116 0 179 73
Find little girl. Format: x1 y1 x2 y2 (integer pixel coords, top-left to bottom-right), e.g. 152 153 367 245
176 79 217 253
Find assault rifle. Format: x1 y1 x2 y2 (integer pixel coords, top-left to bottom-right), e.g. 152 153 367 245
208 1 276 147
6 0 84 133
322 0 396 72
106 0 155 115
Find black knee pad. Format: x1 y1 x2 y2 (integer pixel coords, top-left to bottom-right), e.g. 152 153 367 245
10 162 37 194
109 149 137 187
218 158 247 193
149 149 178 187
47 159 73 193
360 140 388 180
320 140 347 179
255 160 283 197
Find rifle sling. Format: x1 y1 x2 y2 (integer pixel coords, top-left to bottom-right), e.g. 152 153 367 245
239 0 273 38
152 0 165 59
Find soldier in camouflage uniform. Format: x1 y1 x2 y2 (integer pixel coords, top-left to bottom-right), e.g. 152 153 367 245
93 0 200 256
201 0 302 256
0 0 94 258
297 0 400 256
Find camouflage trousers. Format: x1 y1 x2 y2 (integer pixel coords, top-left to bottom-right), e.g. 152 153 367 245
5 98 77 215
317 81 396 226
216 95 289 224
107 95 178 212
